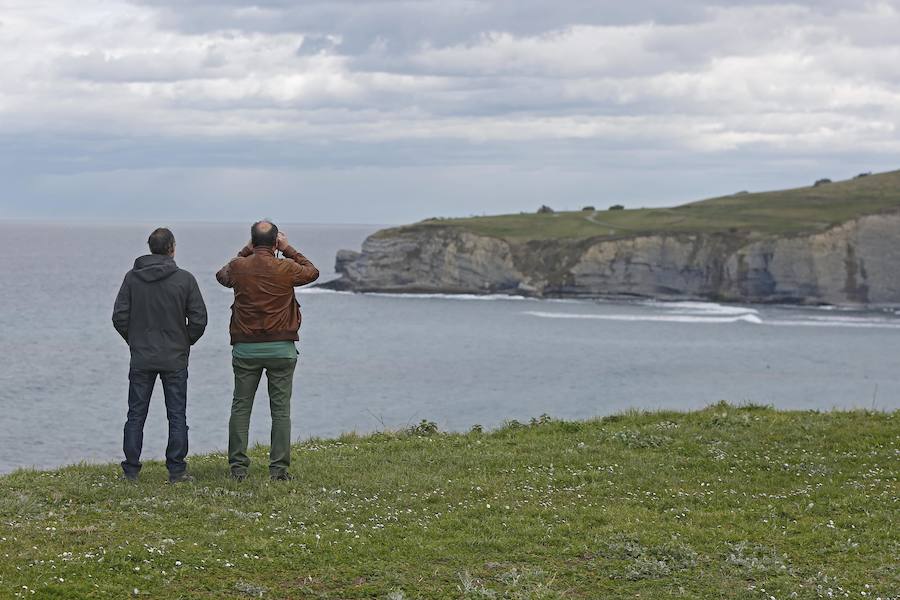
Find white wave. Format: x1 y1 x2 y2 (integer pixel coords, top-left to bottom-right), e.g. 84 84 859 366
364 291 533 302
218 286 349 296
296 289 539 301
793 314 895 323
637 300 760 316
523 311 763 324
767 319 900 329
295 287 352 295
294 287 540 301
525 310 900 329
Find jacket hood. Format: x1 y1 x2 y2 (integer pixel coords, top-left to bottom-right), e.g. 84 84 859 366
133 254 178 282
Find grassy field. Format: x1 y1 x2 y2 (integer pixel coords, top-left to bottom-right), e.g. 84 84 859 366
0 404 897 599
392 170 900 242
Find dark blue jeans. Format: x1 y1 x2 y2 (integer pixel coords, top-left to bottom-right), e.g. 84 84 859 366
122 367 189 477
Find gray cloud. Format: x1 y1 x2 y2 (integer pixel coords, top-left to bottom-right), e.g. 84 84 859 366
1 0 899 223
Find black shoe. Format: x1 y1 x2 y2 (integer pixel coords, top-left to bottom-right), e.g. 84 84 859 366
230 471 247 482
167 473 194 485
270 472 294 481
121 473 139 483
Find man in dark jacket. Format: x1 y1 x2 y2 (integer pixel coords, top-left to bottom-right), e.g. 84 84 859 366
112 228 207 483
216 220 319 481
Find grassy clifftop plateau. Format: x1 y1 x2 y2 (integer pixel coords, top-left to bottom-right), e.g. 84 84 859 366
1 405 897 598
382 170 900 242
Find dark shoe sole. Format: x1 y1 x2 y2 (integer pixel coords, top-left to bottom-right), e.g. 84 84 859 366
230 472 247 482
270 473 294 481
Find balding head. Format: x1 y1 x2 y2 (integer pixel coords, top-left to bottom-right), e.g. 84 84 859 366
251 220 279 248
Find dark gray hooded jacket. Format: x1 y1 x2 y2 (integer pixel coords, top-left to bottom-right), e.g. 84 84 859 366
112 254 207 371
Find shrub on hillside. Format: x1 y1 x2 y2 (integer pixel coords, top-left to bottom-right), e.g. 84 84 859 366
813 178 832 187
406 420 439 436
582 205 595 211
609 204 625 211
537 205 555 214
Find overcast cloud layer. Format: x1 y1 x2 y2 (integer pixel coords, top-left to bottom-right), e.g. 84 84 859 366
1 0 899 223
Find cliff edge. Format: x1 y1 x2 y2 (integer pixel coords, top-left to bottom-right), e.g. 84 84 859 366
324 170 900 305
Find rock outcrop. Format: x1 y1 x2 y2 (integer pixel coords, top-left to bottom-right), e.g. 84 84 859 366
323 212 900 305
324 229 527 294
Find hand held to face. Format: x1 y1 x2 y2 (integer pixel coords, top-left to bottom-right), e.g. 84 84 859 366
276 232 289 251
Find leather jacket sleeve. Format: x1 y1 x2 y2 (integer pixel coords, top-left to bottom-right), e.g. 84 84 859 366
282 245 320 287
216 246 254 288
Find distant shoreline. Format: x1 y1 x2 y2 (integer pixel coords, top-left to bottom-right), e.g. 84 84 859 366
312 283 900 311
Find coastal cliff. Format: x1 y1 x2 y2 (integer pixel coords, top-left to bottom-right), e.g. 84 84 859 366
324 171 900 305
566 212 900 304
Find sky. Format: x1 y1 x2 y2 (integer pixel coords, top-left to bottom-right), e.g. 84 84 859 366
1 0 899 224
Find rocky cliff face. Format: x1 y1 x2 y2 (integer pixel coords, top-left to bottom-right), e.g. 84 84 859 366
328 229 526 294
324 212 900 305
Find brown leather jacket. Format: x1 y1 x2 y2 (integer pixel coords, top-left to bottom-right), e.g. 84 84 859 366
216 245 319 344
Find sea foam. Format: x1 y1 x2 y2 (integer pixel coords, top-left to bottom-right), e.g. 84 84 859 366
523 311 763 325
524 310 900 329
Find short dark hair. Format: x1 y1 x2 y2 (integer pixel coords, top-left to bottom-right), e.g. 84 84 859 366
251 221 278 247
148 228 175 255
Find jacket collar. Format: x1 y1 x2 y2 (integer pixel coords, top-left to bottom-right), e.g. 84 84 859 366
252 246 276 257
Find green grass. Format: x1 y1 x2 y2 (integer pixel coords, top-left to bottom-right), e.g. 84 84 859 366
387 170 900 242
1 404 897 599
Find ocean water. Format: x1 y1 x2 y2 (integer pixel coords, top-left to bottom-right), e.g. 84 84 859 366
1 221 898 474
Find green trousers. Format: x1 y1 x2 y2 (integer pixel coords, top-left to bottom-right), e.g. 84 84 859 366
228 356 297 476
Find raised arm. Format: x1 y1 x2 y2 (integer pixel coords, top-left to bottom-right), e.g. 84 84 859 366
278 233 319 286
112 274 131 342
216 242 253 288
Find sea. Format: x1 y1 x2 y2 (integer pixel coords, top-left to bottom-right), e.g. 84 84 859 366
1 221 898 474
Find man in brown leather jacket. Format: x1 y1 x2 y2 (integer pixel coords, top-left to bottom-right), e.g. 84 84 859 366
216 221 319 480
